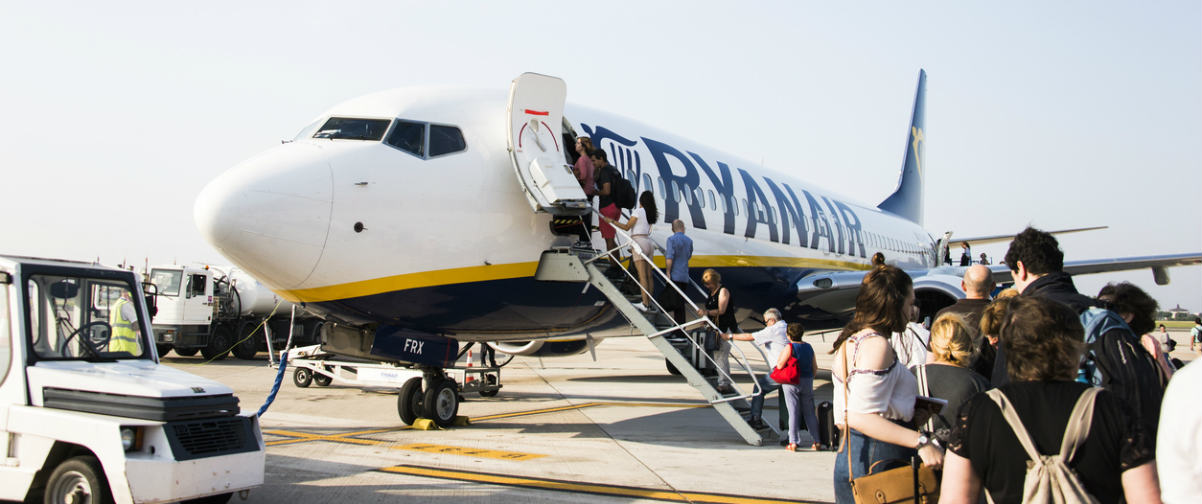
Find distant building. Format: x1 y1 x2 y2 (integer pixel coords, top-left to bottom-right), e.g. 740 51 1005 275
1167 304 1194 320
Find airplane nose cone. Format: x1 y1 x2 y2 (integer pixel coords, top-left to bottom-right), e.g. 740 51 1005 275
195 144 333 290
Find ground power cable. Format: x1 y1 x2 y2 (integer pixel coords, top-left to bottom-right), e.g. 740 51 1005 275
256 304 297 417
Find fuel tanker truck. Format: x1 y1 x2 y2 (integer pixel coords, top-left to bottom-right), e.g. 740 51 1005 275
147 264 322 360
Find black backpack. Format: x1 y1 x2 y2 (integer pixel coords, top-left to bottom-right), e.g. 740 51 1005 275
606 166 637 210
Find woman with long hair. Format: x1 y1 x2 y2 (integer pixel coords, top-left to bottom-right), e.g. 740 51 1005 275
601 190 658 311
830 265 943 503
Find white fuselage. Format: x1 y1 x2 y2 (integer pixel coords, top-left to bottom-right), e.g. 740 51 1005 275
195 88 933 340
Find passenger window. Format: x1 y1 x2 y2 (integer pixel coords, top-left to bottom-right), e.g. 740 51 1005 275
670 180 679 202
313 117 390 141
657 177 665 196
684 186 692 206
642 174 653 194
428 125 466 157
708 190 715 210
386 120 426 157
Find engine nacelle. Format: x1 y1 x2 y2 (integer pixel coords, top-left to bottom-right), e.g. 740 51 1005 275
488 337 597 357
911 273 966 321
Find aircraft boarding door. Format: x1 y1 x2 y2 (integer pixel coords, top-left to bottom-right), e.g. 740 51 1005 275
507 73 589 215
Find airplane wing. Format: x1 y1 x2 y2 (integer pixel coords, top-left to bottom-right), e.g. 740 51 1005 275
795 252 1202 326
951 226 1108 247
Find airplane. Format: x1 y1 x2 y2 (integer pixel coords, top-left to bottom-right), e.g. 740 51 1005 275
193 71 1201 427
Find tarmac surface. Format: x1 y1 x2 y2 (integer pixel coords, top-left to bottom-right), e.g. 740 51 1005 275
165 329 1198 504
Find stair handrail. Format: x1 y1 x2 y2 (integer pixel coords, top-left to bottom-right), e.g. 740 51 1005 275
585 209 770 404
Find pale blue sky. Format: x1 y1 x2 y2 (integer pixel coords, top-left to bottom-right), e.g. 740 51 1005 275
2 1 1198 310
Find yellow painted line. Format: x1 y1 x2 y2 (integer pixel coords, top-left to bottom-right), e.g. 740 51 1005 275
379 464 826 504
393 443 545 461
277 254 869 302
262 401 706 447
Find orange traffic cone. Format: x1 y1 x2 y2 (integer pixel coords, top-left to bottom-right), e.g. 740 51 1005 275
465 350 475 382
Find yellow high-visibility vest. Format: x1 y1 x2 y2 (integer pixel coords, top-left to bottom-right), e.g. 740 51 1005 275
109 298 140 354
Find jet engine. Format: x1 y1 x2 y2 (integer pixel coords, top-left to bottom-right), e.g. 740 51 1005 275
488 337 596 357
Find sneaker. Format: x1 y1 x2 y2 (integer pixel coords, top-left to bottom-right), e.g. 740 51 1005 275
748 419 767 430
716 385 736 395
632 302 649 312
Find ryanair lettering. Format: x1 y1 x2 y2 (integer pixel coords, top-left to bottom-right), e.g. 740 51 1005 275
582 123 867 258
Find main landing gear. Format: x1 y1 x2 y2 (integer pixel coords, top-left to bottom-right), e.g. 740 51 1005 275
397 368 460 428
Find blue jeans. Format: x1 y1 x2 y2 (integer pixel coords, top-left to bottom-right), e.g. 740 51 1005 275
749 374 780 422
782 378 820 445
832 428 916 504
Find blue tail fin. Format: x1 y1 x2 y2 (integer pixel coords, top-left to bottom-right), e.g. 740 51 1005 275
878 69 926 225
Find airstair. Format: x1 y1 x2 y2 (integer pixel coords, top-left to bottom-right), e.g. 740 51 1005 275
534 218 778 446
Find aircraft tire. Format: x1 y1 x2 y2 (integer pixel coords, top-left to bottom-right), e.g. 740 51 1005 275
665 358 681 375
397 377 424 425
479 374 499 397
423 379 459 428
293 368 313 388
174 347 199 357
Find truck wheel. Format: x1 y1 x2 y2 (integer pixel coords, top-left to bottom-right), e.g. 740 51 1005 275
201 325 233 361
397 377 424 425
175 347 199 357
45 455 112 504
231 335 257 360
156 344 173 357
313 367 333 387
479 374 500 397
423 379 460 428
293 368 313 387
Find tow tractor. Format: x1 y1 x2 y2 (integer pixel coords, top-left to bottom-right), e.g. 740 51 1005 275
286 344 502 425
0 255 265 503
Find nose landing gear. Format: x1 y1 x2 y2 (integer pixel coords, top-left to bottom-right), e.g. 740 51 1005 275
397 369 460 428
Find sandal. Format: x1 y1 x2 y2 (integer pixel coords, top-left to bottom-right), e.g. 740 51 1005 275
785 443 798 452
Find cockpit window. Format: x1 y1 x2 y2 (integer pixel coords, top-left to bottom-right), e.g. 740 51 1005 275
386 120 425 157
429 125 466 157
314 117 391 141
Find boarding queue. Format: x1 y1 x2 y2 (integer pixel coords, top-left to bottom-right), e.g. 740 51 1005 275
568 148 1194 502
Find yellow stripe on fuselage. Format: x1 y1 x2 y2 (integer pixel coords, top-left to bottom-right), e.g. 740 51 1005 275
279 254 869 303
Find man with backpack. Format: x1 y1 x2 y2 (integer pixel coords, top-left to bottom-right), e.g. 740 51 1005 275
591 149 623 268
1000 227 1165 441
590 149 636 270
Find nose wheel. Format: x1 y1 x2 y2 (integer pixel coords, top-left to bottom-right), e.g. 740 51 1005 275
397 371 460 428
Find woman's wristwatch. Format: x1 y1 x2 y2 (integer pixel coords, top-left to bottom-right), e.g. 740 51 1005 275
916 432 935 449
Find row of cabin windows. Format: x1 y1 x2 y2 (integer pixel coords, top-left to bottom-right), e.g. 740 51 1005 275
632 173 923 257
307 117 466 159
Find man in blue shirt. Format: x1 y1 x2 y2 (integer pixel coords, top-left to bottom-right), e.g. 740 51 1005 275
662 219 694 330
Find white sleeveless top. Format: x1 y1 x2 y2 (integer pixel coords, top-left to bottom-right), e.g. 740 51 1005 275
832 329 918 425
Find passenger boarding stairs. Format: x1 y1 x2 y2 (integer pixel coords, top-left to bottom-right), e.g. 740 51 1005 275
534 221 778 446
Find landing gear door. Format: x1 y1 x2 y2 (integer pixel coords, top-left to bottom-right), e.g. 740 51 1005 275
507 73 589 215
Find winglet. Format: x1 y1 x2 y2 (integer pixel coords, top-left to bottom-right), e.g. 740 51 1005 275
878 69 927 225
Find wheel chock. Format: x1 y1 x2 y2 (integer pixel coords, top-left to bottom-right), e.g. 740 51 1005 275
411 416 471 430
411 418 440 430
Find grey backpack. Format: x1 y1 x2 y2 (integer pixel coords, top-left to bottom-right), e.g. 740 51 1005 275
984 388 1101 504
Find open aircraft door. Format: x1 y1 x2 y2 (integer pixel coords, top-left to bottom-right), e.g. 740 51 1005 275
507 73 589 215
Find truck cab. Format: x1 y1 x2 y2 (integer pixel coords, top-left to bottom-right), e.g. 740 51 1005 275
147 266 224 359
0 255 264 503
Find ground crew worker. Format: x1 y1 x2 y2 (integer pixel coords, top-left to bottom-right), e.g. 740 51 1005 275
109 291 141 354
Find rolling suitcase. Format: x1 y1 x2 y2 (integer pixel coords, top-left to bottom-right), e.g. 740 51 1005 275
816 400 840 450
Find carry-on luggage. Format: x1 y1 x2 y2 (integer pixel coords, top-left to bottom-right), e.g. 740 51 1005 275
817 400 840 450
